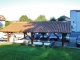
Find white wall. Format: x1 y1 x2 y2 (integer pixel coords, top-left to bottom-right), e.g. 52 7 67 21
0 21 5 27
76 12 80 32
70 10 77 32
65 18 70 21
70 10 80 32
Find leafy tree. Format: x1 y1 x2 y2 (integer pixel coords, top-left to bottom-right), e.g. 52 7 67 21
50 17 56 21
35 15 46 22
58 15 66 21
5 21 12 26
19 15 31 22
28 18 31 21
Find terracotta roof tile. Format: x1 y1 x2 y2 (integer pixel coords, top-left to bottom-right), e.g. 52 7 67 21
0 21 71 33
24 21 71 33
0 15 6 21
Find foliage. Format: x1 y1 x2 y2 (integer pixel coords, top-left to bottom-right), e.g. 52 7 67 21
0 43 80 60
35 15 46 22
0 28 3 30
50 17 56 21
28 18 32 21
58 15 66 21
5 21 12 26
19 15 31 22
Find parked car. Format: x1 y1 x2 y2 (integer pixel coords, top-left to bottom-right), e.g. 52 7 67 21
60 34 70 39
33 33 40 40
49 33 58 41
76 36 80 47
39 33 49 41
60 34 70 43
14 33 24 38
0 32 7 39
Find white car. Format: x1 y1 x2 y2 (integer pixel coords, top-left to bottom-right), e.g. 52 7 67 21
0 32 7 39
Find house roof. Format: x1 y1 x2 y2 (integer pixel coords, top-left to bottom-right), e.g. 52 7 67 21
71 10 80 12
0 22 28 32
0 15 6 21
0 21 71 33
65 16 70 19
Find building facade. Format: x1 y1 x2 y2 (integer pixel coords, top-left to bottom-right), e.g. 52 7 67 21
65 16 70 21
0 15 6 28
70 10 80 32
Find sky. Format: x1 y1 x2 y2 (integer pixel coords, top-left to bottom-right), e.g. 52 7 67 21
0 0 80 21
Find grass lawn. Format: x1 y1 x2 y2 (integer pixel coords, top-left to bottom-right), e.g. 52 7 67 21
0 43 80 60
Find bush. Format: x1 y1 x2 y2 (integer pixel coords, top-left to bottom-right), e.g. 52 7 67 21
5 21 12 26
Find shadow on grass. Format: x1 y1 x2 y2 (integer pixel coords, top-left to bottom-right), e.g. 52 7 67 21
0 43 80 60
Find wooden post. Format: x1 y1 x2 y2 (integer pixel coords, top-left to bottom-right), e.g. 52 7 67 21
7 33 9 42
62 33 66 47
24 32 26 39
42 42 44 46
31 32 34 44
7 32 11 42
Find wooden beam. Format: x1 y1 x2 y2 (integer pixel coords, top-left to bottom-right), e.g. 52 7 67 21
7 33 11 42
31 32 34 44
7 33 9 42
23 32 26 39
54 33 60 40
42 42 44 46
62 33 67 47
26 32 31 40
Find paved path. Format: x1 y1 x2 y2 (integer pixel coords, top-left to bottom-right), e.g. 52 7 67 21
51 37 80 49
0 37 80 49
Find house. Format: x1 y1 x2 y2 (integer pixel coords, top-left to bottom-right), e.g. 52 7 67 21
0 15 6 28
70 10 80 32
65 16 70 21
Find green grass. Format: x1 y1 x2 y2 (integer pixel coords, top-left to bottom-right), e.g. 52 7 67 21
0 43 80 60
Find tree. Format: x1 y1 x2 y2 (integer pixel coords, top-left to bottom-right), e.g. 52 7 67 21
28 18 31 21
19 15 31 22
57 15 66 21
5 21 12 26
35 15 46 22
50 17 56 21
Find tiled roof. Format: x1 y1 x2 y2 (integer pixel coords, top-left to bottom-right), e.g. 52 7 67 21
0 22 28 32
25 21 71 33
0 15 6 21
0 21 71 33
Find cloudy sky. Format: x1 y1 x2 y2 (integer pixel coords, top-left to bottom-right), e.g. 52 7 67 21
0 0 80 21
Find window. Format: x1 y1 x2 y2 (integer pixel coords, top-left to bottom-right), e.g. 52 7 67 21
73 21 74 23
0 22 3 27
